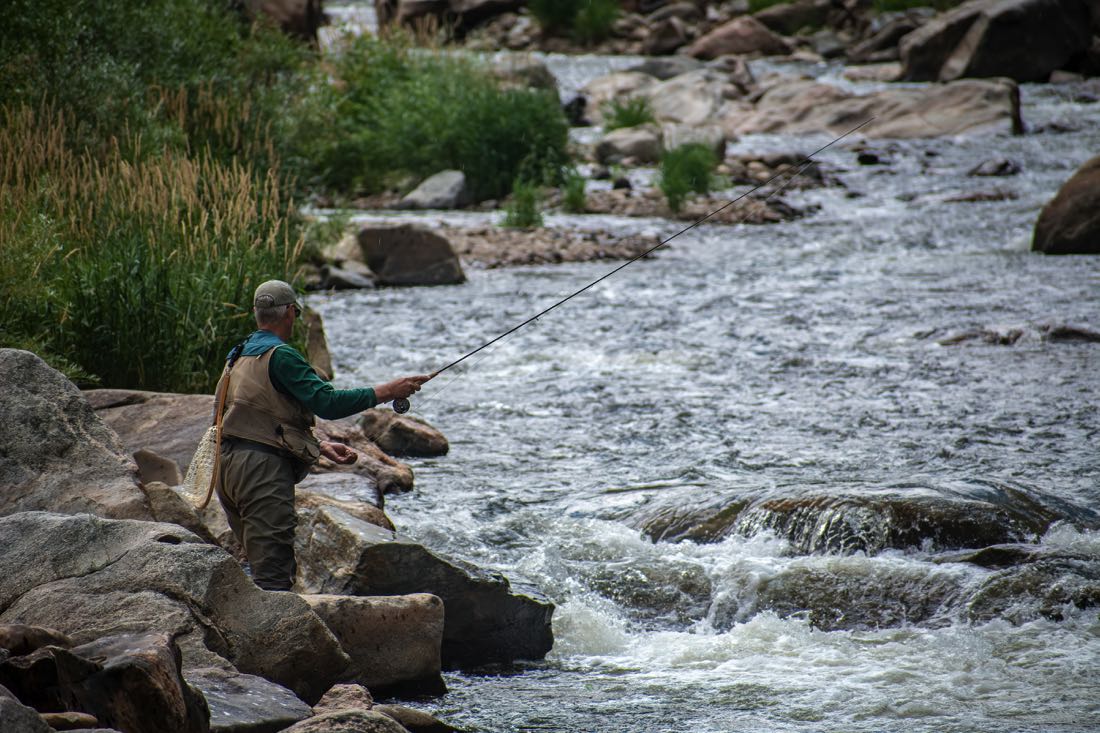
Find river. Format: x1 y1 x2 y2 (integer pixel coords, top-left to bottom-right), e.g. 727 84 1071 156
310 16 1100 733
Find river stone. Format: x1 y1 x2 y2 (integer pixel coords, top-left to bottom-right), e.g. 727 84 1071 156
753 0 831 35
847 11 930 64
646 68 744 127
0 632 209 733
580 72 656 126
296 506 554 668
302 594 445 695
312 684 373 715
641 16 690 55
297 490 393 532
0 694 52 733
684 16 793 59
398 171 471 210
40 712 101 730
356 224 466 286
372 704 458 733
966 552 1100 623
0 625 73 656
313 418 415 496
0 350 151 521
627 484 1077 553
320 264 377 292
358 411 449 457
899 0 1094 82
647 1 703 24
724 77 1021 138
282 709 408 733
185 667 312 733
0 512 350 704
1032 154 1100 254
596 125 662 165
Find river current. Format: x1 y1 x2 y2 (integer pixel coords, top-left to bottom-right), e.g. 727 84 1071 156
308 34 1100 733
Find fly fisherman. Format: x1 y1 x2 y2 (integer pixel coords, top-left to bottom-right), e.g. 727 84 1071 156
214 280 430 591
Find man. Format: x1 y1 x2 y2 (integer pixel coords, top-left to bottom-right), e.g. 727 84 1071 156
215 279 429 591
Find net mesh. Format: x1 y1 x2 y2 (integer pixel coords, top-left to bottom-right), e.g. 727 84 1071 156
179 426 218 509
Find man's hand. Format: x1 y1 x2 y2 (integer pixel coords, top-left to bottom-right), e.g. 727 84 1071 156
374 374 432 404
320 440 358 465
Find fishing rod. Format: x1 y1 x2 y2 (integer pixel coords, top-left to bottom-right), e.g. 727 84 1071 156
390 117 874 414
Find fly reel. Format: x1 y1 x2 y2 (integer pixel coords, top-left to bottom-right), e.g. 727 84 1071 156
393 397 411 414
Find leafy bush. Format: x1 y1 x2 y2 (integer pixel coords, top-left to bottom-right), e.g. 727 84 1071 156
562 169 588 213
302 35 570 201
0 106 302 392
529 0 619 44
503 179 544 228
658 143 720 213
603 96 656 130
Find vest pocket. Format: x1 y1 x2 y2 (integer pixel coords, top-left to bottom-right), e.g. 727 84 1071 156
276 424 321 467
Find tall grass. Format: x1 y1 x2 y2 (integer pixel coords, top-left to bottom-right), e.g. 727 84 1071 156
659 143 720 213
0 106 302 392
603 97 657 130
562 169 588 213
502 179 544 228
303 35 570 201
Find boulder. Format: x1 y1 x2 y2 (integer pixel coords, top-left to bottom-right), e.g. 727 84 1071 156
627 483 1084 553
303 308 335 382
645 68 744 128
0 632 209 733
319 264 377 292
282 710 408 733
596 125 663 165
358 411 449 457
398 171 471 210
296 506 554 668
684 16 793 59
41 712 101 730
0 625 73 656
297 490 394 532
356 225 466 286
185 668 312 733
302 594 445 695
899 0 1094 82
1032 154 1100 254
753 0 832 35
372 704 458 733
641 16 691 55
0 512 350 704
580 72 656 126
0 350 151 521
647 1 703 24
312 684 373 715
313 418 415 495
724 77 1022 138
847 11 929 63
86 390 213 477
0 694 53 733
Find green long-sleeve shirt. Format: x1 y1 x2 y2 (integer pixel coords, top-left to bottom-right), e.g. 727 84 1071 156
231 330 376 419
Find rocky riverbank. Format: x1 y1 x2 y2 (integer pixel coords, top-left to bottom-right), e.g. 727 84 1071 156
0 347 552 732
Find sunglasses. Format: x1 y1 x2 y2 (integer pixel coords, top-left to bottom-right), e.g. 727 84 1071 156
292 305 302 317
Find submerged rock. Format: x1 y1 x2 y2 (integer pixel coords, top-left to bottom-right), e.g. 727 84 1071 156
1032 154 1100 254
296 506 554 668
629 483 1083 553
0 350 151 521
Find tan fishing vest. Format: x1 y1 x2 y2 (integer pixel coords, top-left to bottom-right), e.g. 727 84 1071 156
218 347 321 466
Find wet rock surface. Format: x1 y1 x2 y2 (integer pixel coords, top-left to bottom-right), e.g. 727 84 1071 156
1032 153 1100 254
295 506 554 668
358 411 450 458
185 667 312 733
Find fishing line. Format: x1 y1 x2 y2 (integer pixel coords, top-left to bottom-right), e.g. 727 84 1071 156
388 117 874 415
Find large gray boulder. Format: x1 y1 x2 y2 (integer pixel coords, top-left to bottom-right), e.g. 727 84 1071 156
357 225 466 286
1032 154 1100 254
302 594 445 695
358 411 449 457
899 0 1094 82
596 125 663 165
0 692 52 733
296 506 554 668
398 171 471 210
0 350 152 521
646 68 746 128
0 632 209 733
185 667 312 733
0 512 350 704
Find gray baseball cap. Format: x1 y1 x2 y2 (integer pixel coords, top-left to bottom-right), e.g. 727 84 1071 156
253 280 301 310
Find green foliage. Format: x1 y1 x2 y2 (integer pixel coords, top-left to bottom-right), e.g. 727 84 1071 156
0 107 302 393
302 35 570 201
603 96 656 131
529 0 619 44
562 169 588 214
871 0 963 10
658 143 720 213
747 0 789 12
502 179 544 228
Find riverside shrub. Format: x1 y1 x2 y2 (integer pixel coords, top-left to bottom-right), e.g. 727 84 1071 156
603 97 656 131
0 107 302 393
529 0 619 44
305 36 569 201
659 143 720 213
562 169 588 213
503 179 544 228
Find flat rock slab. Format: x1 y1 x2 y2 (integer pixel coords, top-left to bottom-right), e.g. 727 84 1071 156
283 710 409 733
186 667 312 733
